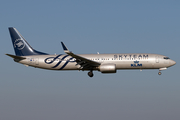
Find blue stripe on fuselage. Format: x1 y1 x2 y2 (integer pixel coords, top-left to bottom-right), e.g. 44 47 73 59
52 55 69 68
59 57 74 70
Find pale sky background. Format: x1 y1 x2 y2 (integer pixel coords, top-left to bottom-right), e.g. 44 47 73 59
0 0 180 120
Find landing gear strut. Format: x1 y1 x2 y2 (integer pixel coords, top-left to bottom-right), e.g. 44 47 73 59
88 70 94 77
158 68 167 75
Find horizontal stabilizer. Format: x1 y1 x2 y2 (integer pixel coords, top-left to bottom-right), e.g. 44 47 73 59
6 54 26 60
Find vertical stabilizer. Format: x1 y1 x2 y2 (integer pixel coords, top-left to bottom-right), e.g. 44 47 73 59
8 27 48 56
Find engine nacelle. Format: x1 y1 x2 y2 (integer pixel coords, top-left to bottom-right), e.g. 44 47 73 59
99 64 116 73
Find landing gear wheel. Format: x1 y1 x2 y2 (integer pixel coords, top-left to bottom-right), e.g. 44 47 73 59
88 71 94 77
158 72 162 75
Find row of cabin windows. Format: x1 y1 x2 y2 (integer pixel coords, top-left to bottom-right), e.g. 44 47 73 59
47 59 75 62
90 57 148 61
90 58 110 61
46 57 148 62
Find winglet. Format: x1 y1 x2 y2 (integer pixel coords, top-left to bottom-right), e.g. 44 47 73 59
61 42 70 53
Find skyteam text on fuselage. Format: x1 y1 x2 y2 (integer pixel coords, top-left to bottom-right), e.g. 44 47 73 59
6 27 176 77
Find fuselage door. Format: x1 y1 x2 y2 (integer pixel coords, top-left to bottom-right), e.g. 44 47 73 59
35 58 39 65
155 56 159 63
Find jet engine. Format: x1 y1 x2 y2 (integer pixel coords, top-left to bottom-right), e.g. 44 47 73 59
99 64 116 73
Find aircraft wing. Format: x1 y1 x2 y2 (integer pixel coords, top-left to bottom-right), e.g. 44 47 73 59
61 42 101 69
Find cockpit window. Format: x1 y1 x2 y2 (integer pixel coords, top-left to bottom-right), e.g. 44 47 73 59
164 57 170 60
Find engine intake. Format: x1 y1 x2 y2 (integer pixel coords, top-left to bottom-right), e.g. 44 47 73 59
99 64 116 73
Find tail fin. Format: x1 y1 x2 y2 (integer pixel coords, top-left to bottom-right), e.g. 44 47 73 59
8 27 48 56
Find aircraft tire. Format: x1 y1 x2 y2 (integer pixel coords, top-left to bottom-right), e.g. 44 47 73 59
158 72 162 75
88 71 93 77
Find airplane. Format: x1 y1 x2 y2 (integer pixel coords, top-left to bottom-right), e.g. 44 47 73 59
6 27 176 77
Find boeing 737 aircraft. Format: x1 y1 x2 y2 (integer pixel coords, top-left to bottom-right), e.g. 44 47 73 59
6 27 176 77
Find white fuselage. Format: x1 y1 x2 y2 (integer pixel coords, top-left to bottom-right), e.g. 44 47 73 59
17 53 176 71
7 27 176 77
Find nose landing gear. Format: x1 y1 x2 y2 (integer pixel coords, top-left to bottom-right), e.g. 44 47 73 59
88 70 94 77
158 68 167 75
158 71 162 75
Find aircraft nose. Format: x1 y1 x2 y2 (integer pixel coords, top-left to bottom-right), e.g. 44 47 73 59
170 60 176 66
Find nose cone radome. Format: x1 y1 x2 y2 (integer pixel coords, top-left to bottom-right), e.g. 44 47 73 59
171 60 176 66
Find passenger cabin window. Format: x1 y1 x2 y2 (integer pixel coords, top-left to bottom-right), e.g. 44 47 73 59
164 57 170 60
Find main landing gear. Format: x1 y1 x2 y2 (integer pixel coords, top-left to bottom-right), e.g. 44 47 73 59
88 70 94 77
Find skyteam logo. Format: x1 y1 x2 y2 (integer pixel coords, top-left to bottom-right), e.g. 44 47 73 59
14 39 25 50
44 54 76 70
131 60 142 67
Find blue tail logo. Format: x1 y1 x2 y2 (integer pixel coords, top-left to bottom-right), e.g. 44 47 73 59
14 39 25 50
9 27 48 56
